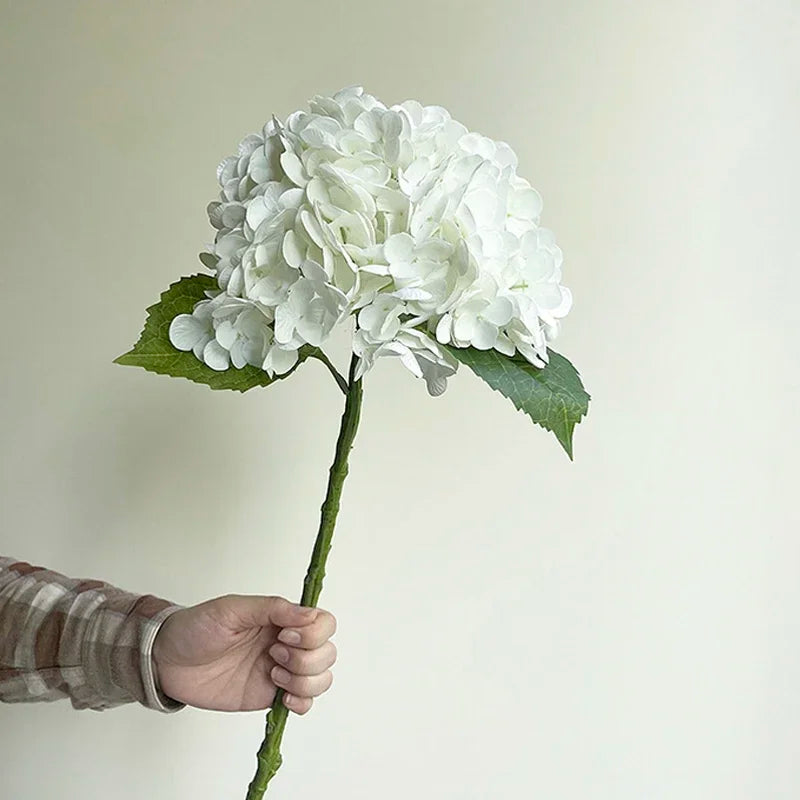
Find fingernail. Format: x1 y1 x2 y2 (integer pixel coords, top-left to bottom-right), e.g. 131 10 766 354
272 645 289 664
298 605 317 616
272 666 291 684
279 629 301 645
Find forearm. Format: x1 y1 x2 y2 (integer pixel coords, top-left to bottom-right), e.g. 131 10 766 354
0 556 185 712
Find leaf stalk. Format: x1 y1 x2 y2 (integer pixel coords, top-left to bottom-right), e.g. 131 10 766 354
310 350 349 395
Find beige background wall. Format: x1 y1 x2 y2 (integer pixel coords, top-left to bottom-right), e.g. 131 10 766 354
1 1 798 797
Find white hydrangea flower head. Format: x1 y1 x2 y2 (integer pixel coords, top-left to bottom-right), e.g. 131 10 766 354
169 86 572 395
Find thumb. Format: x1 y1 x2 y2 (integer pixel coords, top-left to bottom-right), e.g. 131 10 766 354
271 597 319 628
216 595 318 631
216 594 319 630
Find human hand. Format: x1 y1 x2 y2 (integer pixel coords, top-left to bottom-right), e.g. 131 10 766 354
152 595 337 714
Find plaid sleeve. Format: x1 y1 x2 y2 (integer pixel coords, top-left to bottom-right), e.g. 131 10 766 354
0 556 186 713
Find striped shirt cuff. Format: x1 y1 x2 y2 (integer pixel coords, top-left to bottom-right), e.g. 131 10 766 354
0 557 188 713
139 604 186 713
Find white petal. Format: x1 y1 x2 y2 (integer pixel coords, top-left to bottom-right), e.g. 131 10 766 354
238 133 263 156
230 339 248 369
532 282 565 311
354 110 381 142
245 197 271 232
353 355 368 380
282 230 304 268
387 260 418 280
398 347 423 378
516 341 547 368
359 263 391 276
482 296 514 327
509 187 543 220
419 359 452 396
471 319 498 350
215 320 237 350
300 259 328 283
203 339 231 371
378 311 402 341
357 303 383 334
381 110 403 139
306 177 329 205
400 157 430 190
216 232 248 259
548 285 572 317
410 192 448 239
217 156 237 185
494 332 516 356
288 278 316 312
384 232 414 264
169 314 206 351
464 188 496 224
452 312 477 342
321 244 336 278
494 142 518 169
300 209 326 249
273 304 297 344
207 202 224 229
524 250 556 282
414 238 452 261
216 264 233 290
199 251 218 270
425 375 448 396
296 302 328 345
280 150 308 187
279 187 305 210
391 287 431 301
248 150 272 183
435 313 453 344
376 188 409 213
267 346 299 375
227 266 245 297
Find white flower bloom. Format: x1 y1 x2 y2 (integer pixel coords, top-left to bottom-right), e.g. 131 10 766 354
274 274 346 347
169 291 231 366
353 327 457 397
437 292 515 351
170 86 572 394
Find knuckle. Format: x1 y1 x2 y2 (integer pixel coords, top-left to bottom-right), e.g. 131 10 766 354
306 674 325 695
211 595 240 625
288 674 306 693
217 593 238 609
282 651 298 671
296 651 314 673
299 680 316 696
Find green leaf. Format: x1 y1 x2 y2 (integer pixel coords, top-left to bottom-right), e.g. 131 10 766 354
113 274 313 392
446 346 590 460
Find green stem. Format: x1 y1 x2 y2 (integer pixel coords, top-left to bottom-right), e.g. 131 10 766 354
245 353 364 799
311 350 349 395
